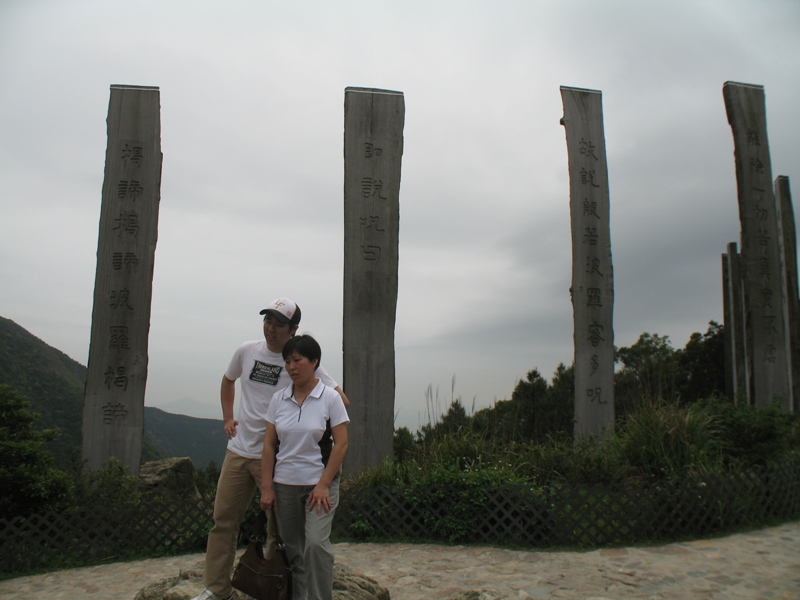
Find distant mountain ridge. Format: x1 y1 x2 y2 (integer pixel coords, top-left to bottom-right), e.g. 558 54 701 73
0 316 226 469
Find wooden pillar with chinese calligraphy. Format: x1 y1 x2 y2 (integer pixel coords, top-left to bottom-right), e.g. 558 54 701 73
775 176 799 413
722 242 750 404
723 82 791 411
560 86 615 441
81 85 162 475
722 252 734 402
342 87 404 473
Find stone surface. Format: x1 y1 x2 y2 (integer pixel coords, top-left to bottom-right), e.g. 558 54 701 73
446 592 508 600
133 563 390 600
3 522 800 599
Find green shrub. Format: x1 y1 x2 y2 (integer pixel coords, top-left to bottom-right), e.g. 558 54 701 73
613 400 727 479
70 457 140 509
702 398 800 466
0 386 72 518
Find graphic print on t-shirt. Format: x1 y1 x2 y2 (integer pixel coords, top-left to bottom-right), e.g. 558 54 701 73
250 360 282 386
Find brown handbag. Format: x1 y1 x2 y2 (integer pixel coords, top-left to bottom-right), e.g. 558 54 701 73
231 511 292 600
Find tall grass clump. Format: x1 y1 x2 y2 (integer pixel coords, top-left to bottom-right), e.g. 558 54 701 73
613 399 728 479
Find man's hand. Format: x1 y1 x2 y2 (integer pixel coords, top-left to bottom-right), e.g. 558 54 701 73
224 418 238 439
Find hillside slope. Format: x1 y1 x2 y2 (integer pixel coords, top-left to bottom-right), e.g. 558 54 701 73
0 316 226 468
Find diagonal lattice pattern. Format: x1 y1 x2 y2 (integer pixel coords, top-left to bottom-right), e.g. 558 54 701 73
1 461 798 575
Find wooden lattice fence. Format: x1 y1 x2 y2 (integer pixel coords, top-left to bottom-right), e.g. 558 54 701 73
1 462 799 575
332 461 800 546
0 498 214 573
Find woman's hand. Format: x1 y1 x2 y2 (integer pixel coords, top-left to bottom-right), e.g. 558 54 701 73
260 487 276 511
307 483 331 514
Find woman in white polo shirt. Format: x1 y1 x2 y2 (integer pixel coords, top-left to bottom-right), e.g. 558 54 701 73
260 334 349 600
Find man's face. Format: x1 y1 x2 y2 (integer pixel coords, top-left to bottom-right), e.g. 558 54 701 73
263 315 297 351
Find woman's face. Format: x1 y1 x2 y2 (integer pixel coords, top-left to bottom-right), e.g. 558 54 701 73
285 350 317 388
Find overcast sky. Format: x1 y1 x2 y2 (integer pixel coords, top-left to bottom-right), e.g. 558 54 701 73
1 1 799 431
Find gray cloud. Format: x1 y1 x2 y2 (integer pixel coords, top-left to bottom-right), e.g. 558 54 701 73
1 1 798 430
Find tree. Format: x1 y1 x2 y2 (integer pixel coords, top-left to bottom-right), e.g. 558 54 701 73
392 426 415 463
0 385 71 518
615 333 680 415
510 368 572 442
676 321 726 402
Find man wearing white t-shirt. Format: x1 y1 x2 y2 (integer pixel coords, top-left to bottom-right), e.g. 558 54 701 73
192 298 349 600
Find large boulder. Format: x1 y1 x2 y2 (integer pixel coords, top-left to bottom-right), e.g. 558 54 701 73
135 563 390 600
138 457 200 500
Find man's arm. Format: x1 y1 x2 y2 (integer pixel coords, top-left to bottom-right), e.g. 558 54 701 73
308 422 348 514
334 385 350 408
259 422 279 511
221 375 238 439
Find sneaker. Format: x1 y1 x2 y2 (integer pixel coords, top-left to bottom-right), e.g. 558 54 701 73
190 589 232 600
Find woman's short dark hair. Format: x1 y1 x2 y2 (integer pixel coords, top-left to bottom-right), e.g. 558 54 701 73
282 334 321 370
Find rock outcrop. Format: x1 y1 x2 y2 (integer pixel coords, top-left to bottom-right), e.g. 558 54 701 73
138 457 200 500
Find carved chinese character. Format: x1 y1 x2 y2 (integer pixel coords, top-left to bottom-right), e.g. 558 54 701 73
587 321 605 347
764 316 778 335
117 180 144 200
364 142 383 158
758 256 770 276
359 215 386 232
361 245 381 261
754 196 769 221
102 401 129 424
110 288 134 310
104 366 129 390
580 167 600 187
587 288 602 309
587 387 607 404
765 344 777 363
749 156 765 175
590 353 599 376
579 138 598 160
121 143 144 167
585 256 604 277
583 198 600 219
113 211 140 237
112 252 139 271
747 129 761 147
360 177 389 199
109 326 131 349
760 286 774 309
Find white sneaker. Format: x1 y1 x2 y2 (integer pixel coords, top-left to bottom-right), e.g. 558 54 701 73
190 589 232 600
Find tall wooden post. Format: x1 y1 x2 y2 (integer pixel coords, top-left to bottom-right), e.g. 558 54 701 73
81 85 162 475
560 86 615 440
722 252 734 402
775 176 799 413
722 242 750 404
342 87 404 472
723 82 791 411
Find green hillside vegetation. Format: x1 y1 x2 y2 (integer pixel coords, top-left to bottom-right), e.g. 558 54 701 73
144 406 227 469
386 322 799 487
0 316 226 469
0 317 85 462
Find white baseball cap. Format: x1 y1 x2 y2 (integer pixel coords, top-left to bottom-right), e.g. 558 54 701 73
259 298 301 326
